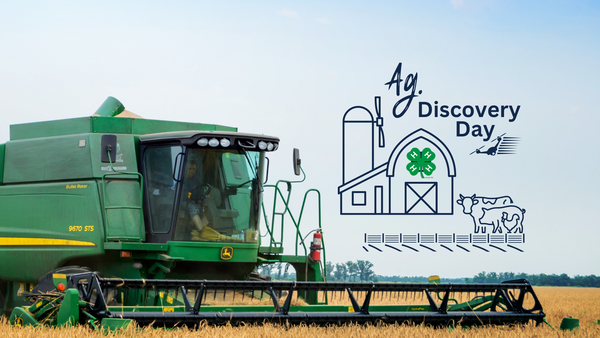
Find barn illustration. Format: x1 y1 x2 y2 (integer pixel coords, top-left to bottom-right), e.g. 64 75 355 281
338 104 456 215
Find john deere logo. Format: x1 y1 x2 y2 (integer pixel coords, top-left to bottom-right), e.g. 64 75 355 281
220 246 233 260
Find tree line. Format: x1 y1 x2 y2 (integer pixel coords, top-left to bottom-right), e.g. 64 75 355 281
325 260 377 282
258 260 378 282
258 262 600 287
465 271 600 287
258 262 295 280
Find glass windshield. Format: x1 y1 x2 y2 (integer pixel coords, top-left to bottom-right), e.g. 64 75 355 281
144 145 183 234
173 148 262 243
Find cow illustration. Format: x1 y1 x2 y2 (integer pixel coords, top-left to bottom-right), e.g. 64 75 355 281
479 206 526 233
456 194 514 233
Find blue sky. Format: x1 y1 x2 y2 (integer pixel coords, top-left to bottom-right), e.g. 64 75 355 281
0 0 599 277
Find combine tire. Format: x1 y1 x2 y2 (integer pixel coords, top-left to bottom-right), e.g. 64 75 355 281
0 279 6 315
247 269 271 281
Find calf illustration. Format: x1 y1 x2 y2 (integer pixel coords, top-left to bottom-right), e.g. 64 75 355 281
456 194 514 233
479 206 526 233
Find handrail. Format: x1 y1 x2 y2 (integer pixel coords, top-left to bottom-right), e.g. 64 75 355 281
101 149 144 241
262 181 307 257
297 189 326 280
260 167 327 280
101 171 144 241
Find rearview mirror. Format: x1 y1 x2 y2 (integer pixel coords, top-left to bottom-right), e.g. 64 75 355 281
293 148 301 176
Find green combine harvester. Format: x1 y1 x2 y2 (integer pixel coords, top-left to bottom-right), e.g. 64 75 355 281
0 97 545 329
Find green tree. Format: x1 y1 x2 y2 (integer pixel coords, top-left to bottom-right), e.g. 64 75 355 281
487 272 498 283
258 264 273 277
346 261 359 282
499 272 515 281
326 261 335 281
283 263 290 280
466 271 600 287
473 271 486 283
356 260 375 281
334 263 347 281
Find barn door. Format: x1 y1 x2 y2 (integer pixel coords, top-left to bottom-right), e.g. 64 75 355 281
405 182 438 214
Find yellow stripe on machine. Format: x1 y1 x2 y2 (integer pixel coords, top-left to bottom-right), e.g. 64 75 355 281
428 275 441 284
0 237 96 247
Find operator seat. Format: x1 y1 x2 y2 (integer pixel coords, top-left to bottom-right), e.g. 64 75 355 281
204 188 238 234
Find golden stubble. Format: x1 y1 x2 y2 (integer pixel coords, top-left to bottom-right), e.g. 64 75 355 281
1 286 599 338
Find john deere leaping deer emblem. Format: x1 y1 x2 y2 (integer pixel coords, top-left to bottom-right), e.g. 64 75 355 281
220 246 233 260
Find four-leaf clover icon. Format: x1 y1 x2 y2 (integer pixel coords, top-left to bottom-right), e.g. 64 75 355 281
406 147 436 178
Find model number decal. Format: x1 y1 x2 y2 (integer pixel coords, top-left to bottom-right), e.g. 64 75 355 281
68 225 94 232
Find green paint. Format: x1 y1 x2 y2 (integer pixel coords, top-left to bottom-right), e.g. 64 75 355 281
0 144 5 184
100 318 133 332
0 180 104 282
9 116 236 141
560 317 580 330
101 172 144 242
0 97 327 320
9 307 40 327
56 289 80 326
94 97 125 117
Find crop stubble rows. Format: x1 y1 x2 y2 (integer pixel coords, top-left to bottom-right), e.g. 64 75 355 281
1 286 599 337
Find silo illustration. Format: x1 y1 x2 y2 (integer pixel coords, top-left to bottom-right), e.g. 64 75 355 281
342 97 383 184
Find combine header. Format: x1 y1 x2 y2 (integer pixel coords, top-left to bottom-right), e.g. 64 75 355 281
12 272 545 328
0 97 546 329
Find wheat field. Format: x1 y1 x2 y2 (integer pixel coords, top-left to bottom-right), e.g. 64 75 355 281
1 286 599 337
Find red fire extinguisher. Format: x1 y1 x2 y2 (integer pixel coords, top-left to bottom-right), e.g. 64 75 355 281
310 231 322 261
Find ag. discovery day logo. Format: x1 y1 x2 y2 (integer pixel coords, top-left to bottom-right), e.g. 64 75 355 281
338 62 525 253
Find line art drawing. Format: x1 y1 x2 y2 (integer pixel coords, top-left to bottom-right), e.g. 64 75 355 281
340 116 456 215
470 133 520 156
456 194 525 234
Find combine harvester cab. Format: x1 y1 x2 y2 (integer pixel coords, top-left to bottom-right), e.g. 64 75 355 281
0 97 545 329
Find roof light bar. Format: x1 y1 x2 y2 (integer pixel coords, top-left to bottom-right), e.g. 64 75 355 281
197 138 208 147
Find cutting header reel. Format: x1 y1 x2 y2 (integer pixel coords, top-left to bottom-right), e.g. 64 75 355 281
10 272 545 329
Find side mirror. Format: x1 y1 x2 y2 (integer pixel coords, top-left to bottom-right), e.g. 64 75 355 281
101 134 117 163
293 148 301 176
263 157 270 184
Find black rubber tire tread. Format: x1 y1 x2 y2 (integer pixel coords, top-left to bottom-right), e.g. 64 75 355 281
0 279 6 312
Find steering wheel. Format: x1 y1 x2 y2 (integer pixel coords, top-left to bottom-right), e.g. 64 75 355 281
192 183 211 201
